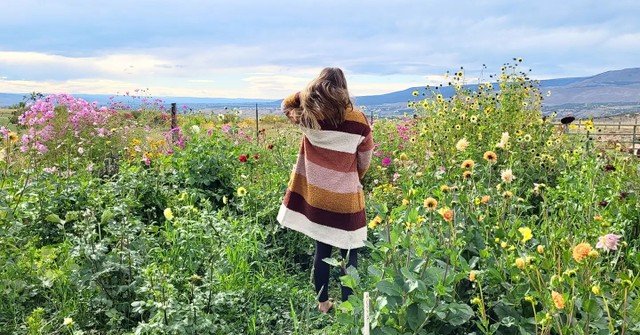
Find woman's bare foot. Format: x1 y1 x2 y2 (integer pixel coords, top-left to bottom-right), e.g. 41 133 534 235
318 299 334 313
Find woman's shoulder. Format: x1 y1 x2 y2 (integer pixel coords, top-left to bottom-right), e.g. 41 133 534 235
344 107 369 126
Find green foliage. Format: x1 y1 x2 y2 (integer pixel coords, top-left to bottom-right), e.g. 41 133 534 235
1 63 639 334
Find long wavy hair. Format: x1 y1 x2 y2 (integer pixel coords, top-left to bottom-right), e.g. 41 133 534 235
290 67 353 129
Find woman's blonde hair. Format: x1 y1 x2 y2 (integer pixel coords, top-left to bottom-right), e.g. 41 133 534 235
287 67 353 129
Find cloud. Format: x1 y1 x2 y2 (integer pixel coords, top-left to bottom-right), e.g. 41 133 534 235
0 1 638 97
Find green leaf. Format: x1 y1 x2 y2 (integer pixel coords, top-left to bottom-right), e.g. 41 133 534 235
446 303 473 326
46 214 62 224
376 280 403 297
322 257 341 267
423 267 444 286
407 303 426 331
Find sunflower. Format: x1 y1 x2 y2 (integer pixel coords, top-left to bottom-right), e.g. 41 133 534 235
237 187 247 197
461 159 475 169
423 197 438 211
8 132 18 143
483 151 497 163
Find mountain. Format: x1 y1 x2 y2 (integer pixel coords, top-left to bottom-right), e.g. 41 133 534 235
0 93 277 108
2 68 639 115
542 68 640 105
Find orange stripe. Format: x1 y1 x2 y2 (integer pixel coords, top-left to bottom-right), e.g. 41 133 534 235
345 109 368 124
288 173 364 214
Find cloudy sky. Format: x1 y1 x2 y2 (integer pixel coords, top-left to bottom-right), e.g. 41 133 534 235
0 0 638 99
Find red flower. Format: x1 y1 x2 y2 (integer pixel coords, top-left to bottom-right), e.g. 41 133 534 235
239 154 248 163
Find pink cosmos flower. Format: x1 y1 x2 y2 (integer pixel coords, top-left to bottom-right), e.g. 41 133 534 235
381 157 391 167
596 234 621 252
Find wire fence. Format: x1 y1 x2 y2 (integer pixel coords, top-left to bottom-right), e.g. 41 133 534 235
553 114 640 153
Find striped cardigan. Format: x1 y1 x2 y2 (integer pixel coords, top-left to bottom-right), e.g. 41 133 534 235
277 97 374 249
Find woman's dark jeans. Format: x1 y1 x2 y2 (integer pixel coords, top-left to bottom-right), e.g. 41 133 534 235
313 240 358 303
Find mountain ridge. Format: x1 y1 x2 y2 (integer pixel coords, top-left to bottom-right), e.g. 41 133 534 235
2 68 639 109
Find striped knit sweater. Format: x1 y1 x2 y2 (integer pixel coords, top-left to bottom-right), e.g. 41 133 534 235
277 95 374 250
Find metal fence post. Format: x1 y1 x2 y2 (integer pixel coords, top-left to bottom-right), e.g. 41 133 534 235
170 103 177 143
255 103 259 144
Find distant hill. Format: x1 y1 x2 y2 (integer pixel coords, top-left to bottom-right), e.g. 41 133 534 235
2 68 639 118
0 93 277 108
542 68 640 105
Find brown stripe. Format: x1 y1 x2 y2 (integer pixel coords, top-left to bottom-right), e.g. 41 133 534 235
289 173 364 213
303 138 357 172
318 120 370 136
283 191 366 231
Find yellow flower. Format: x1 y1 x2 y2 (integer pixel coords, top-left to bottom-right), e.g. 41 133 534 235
537 245 544 254
591 285 601 295
399 153 409 161
483 151 497 163
8 132 18 143
593 215 603 222
502 191 513 198
455 138 469 151
588 250 599 258
515 257 526 269
423 197 438 211
163 208 174 221
572 242 592 262
551 291 565 309
440 185 450 192
461 159 475 169
501 241 508 249
222 195 228 204
237 187 247 197
462 170 472 179
402 198 410 206
368 215 382 229
469 271 477 282
518 227 533 243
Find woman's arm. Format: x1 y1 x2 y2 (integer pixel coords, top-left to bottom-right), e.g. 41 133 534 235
356 123 374 179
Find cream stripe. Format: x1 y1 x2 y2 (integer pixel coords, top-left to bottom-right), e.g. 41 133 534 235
295 158 362 194
300 127 364 154
277 205 367 249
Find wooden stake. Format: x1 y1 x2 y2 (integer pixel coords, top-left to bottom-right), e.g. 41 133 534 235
363 291 370 335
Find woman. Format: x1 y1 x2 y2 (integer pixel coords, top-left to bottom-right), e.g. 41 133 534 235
277 67 374 313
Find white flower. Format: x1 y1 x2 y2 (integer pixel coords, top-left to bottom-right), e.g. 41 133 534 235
456 138 469 151
63 317 74 327
78 147 84 155
191 125 201 134
496 132 510 149
501 169 515 183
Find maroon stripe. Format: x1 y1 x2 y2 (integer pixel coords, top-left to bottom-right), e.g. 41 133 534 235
318 120 370 136
283 191 366 231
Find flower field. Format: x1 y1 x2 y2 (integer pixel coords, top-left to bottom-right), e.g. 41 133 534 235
1 63 639 335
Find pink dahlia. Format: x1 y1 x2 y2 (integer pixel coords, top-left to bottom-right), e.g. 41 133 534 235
596 234 622 252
